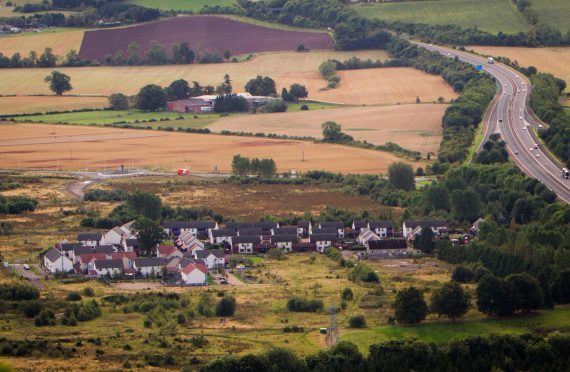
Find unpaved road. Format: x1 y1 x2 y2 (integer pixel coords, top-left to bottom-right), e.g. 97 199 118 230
11 264 45 289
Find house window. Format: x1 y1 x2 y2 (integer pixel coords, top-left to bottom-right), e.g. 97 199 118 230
239 247 245 253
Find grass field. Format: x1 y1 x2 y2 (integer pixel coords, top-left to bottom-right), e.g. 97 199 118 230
0 28 85 56
468 46 570 91
0 96 108 115
0 123 423 173
354 0 531 34
127 0 234 11
532 0 570 32
209 104 447 154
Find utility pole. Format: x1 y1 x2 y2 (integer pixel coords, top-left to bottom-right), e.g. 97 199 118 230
327 304 338 348
302 150 305 162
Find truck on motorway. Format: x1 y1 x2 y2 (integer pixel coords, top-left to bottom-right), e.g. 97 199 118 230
488 57 494 64
563 168 570 179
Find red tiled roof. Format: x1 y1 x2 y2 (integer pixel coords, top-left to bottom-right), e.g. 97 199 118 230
79 253 107 263
158 245 178 256
110 252 137 261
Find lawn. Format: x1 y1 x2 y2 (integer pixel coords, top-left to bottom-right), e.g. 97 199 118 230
532 0 570 32
127 0 235 11
354 0 531 34
11 110 218 129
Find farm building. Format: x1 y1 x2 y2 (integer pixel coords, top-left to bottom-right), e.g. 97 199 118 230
166 98 212 113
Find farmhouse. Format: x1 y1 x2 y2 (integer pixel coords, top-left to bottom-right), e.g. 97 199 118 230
166 98 212 114
270 235 298 252
180 261 208 286
43 248 73 273
231 235 261 254
369 220 394 238
403 220 449 238
193 249 225 269
77 232 103 247
310 233 338 252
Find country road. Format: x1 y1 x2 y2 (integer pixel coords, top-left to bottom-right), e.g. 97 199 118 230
418 42 569 204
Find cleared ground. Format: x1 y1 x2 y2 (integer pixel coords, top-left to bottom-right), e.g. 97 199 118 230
210 104 446 154
0 96 108 115
354 0 531 34
0 28 85 56
468 46 570 91
0 123 422 173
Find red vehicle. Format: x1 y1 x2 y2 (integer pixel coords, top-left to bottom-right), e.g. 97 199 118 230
177 168 190 176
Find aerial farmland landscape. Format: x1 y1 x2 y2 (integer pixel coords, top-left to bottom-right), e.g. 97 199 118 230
0 0 570 371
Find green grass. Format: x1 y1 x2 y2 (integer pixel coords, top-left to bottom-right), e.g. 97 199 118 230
342 306 570 354
126 0 235 11
532 0 570 32
286 100 343 112
354 0 531 34
11 110 223 129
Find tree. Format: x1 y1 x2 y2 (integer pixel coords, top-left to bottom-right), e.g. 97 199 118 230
132 217 166 256
136 84 166 112
38 47 57 67
127 41 141 65
348 314 366 328
244 75 277 96
451 188 482 221
289 83 308 101
506 273 543 313
145 40 167 65
388 162 415 191
451 265 475 283
281 87 293 102
414 226 435 254
108 93 129 110
430 281 470 320
222 73 232 94
422 182 450 213
166 79 190 100
259 158 276 178
321 121 353 143
231 154 250 176
476 274 514 317
127 191 162 220
554 269 570 304
341 287 354 301
215 296 237 316
44 71 72 95
172 42 195 64
223 49 231 60
393 287 428 324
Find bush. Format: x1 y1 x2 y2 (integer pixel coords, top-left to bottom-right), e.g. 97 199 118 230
34 310 56 326
21 300 42 318
300 104 309 110
83 287 95 297
348 314 366 328
177 313 186 324
341 287 354 301
215 296 237 317
451 265 475 283
286 297 324 312
264 99 288 113
0 282 40 301
66 292 82 301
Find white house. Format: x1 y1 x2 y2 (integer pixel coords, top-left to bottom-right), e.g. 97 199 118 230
319 222 345 238
352 221 368 233
403 220 449 238
369 220 394 238
134 257 165 276
156 245 183 260
77 232 103 247
230 235 261 254
357 230 380 246
92 259 123 277
180 261 208 285
43 248 73 273
310 234 338 252
177 232 204 252
297 221 311 237
209 229 236 245
103 222 136 249
164 220 218 237
270 235 298 252
193 249 225 269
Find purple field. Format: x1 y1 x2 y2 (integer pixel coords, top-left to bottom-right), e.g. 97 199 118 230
78 16 334 61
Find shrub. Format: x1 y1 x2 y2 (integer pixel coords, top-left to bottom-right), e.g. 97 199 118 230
66 291 82 301
34 310 56 326
22 300 42 318
451 265 475 283
215 296 237 317
341 288 354 301
348 314 366 328
177 313 186 325
83 287 95 297
0 282 40 301
286 297 324 312
300 104 309 110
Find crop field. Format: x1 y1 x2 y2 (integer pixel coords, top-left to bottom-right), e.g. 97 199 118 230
0 96 108 115
468 46 570 91
0 29 85 56
353 0 531 34
531 0 570 32
127 0 235 11
209 104 447 154
0 124 422 173
79 15 333 62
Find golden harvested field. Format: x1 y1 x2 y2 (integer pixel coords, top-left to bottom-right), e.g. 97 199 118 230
210 103 446 154
0 95 108 115
0 29 85 56
0 50 453 105
0 123 422 173
468 46 570 91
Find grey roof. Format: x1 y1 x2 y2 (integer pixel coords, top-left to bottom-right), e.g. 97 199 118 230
212 229 237 238
272 227 298 235
94 245 114 254
238 228 263 236
231 235 261 244
126 238 138 246
73 246 93 256
195 249 225 259
369 220 394 229
225 222 254 230
95 259 123 270
353 220 368 229
297 221 311 229
312 228 337 235
135 257 165 268
271 235 298 243
405 220 448 228
253 221 279 230
320 221 344 229
57 242 83 252
310 234 338 243
77 232 102 241
164 220 217 229
368 239 408 250
44 248 63 262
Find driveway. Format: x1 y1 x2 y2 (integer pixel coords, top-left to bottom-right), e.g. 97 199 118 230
11 264 45 289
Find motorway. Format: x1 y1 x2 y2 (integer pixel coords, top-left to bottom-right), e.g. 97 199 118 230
417 42 570 204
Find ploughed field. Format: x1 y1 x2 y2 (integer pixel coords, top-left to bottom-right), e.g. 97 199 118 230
0 124 422 173
78 15 334 61
468 46 570 92
209 104 447 154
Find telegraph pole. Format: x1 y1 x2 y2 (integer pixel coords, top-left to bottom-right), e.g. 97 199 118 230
327 304 338 348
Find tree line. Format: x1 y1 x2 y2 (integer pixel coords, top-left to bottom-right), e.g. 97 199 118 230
231 155 277 178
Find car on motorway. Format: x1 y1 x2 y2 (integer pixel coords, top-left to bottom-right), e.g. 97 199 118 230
522 126 527 130
530 147 534 151
515 151 519 155
534 143 538 149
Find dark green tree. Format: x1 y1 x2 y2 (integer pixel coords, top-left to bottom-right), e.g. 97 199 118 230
554 269 570 304
281 87 293 101
430 281 470 320
348 314 366 328
166 79 190 100
422 182 451 213
132 217 166 256
136 84 167 112
451 188 482 221
215 296 237 316
414 226 435 254
172 42 195 64
145 40 167 65
245 75 277 96
393 287 428 324
259 158 277 178
289 83 308 101
231 154 250 176
127 41 141 65
476 274 514 317
222 73 232 94
44 71 72 95
451 265 475 283
127 191 162 220
506 273 544 313
108 93 129 110
38 47 57 67
388 162 415 191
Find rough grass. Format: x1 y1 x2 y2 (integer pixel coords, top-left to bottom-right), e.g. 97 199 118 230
531 0 570 32
354 0 531 34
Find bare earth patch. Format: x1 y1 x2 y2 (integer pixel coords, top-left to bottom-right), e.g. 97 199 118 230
0 123 423 173
210 104 446 154
0 95 108 115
